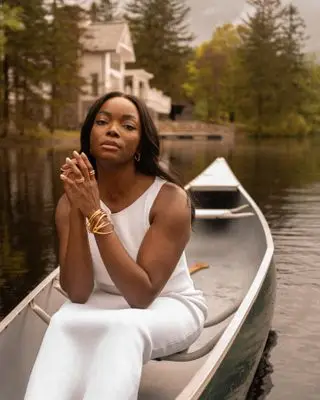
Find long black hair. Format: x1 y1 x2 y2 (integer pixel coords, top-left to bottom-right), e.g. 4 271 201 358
80 91 194 220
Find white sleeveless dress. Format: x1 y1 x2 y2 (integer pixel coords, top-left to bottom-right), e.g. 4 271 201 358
25 177 208 400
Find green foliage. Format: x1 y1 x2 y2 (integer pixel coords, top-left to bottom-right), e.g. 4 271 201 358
0 4 24 57
184 0 320 137
125 0 194 101
45 3 86 132
1 1 85 136
184 24 242 122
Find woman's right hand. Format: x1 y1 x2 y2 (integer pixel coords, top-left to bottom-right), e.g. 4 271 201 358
60 157 79 206
60 157 78 176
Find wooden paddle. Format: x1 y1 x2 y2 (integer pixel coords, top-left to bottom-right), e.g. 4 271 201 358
189 262 210 275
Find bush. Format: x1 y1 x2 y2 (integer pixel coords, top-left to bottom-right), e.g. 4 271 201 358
241 113 312 137
279 113 311 137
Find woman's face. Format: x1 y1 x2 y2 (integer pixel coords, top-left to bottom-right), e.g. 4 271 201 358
90 96 141 165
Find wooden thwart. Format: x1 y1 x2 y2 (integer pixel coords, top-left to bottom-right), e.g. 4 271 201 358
195 204 254 220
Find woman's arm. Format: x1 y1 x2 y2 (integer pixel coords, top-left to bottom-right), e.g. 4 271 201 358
94 183 191 309
55 195 94 303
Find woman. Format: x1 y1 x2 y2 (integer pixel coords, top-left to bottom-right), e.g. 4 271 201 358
25 92 207 400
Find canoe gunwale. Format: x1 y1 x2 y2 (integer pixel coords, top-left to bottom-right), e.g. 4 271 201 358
0 268 59 334
176 168 275 399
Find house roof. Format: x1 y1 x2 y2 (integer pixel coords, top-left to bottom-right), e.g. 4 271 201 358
83 21 129 52
125 69 154 81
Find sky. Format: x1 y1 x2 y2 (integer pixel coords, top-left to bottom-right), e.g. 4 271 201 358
187 0 319 52
81 0 320 52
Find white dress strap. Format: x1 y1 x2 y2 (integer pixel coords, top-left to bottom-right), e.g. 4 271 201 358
144 177 167 227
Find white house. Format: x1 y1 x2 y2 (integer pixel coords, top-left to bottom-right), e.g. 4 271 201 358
79 21 171 123
124 69 171 117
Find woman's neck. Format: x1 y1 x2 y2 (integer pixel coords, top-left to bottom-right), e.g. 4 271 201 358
96 162 140 201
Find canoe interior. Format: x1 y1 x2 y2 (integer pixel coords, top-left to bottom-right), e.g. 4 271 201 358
0 188 269 400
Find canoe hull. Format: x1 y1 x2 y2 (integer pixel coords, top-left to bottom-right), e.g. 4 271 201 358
199 259 276 399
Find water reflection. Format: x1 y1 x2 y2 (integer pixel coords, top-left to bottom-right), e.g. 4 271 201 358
160 139 234 184
1 135 320 398
0 148 58 318
247 330 278 400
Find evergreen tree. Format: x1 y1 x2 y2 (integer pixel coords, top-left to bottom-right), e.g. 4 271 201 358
0 4 24 136
45 2 86 132
125 0 194 101
1 0 49 136
1 0 86 135
90 0 119 23
277 4 306 115
238 0 310 135
0 4 24 58
238 0 284 134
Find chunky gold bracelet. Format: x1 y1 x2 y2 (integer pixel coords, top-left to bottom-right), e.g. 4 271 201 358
87 209 114 235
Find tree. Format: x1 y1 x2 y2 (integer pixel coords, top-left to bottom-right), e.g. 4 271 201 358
1 0 86 136
299 54 320 134
184 24 242 122
183 0 317 136
45 2 86 132
125 0 194 101
238 0 285 134
277 3 307 116
89 0 119 23
0 4 24 58
237 0 312 135
1 0 49 137
0 4 24 136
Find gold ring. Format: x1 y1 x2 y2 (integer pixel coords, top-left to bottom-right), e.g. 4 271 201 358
75 177 85 184
89 170 95 176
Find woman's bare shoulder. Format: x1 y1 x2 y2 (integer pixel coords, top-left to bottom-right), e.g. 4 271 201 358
151 181 190 222
159 181 188 203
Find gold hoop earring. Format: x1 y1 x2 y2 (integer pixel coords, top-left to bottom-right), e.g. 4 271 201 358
135 153 141 162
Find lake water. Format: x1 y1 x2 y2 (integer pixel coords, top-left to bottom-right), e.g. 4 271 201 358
0 135 319 399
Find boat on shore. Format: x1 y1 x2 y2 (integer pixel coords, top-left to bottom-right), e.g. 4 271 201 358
0 157 276 399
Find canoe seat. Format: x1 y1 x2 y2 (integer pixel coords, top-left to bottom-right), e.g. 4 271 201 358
195 204 254 220
156 296 242 362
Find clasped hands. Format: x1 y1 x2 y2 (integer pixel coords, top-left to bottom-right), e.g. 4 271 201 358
60 150 100 218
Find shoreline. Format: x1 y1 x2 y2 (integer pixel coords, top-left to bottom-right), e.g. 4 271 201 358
0 133 80 149
0 121 235 149
1 122 315 149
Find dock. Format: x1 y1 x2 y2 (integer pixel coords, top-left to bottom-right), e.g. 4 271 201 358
157 121 234 143
159 132 223 140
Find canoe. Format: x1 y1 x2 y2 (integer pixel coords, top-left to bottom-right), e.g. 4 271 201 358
0 157 276 400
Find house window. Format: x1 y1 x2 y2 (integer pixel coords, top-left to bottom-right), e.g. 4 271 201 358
110 52 121 71
111 75 121 91
91 73 98 96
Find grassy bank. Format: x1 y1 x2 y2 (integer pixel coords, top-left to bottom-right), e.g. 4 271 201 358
0 129 80 149
235 115 320 138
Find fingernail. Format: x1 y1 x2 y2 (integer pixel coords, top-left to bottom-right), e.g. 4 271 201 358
66 157 72 163
60 174 66 180
81 152 87 158
73 150 80 157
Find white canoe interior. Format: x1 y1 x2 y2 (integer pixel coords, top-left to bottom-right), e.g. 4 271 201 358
0 158 274 400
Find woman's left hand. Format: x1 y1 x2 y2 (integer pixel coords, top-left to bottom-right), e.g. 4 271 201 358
60 151 100 218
